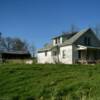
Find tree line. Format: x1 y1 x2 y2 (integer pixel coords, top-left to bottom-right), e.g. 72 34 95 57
0 32 29 52
0 32 36 57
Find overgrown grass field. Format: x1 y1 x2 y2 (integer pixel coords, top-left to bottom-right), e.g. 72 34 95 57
0 64 100 100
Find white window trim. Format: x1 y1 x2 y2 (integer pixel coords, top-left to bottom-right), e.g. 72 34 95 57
62 50 66 58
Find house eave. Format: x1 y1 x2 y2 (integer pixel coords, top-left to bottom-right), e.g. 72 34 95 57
38 49 52 53
77 45 100 50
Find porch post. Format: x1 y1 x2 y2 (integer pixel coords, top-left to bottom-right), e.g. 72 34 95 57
86 48 88 64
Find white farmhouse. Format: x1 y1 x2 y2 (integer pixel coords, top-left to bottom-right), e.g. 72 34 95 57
37 28 100 64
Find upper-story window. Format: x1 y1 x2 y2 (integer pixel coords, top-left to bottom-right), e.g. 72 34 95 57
58 38 60 44
88 37 91 45
55 38 58 44
45 51 47 56
84 37 87 45
53 36 63 46
54 38 60 45
84 37 91 46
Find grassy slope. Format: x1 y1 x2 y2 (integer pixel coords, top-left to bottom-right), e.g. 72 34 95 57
0 64 100 100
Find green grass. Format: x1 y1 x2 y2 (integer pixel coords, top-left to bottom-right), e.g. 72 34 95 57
0 64 100 100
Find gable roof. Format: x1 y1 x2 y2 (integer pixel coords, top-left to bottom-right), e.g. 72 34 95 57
38 28 99 52
52 32 77 39
0 50 30 55
38 32 78 52
62 28 92 46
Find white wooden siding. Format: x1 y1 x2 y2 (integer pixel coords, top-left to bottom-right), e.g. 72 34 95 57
59 45 73 64
37 51 53 63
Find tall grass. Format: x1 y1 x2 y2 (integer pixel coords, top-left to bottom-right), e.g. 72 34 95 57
0 64 100 100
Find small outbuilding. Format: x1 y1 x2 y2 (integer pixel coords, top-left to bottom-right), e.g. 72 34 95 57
0 50 31 63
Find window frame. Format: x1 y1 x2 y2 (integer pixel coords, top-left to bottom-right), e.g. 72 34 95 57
88 37 91 45
78 50 81 59
84 37 91 46
45 51 47 56
62 50 66 58
55 38 58 44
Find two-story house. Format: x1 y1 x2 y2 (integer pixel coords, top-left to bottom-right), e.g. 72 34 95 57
37 28 100 64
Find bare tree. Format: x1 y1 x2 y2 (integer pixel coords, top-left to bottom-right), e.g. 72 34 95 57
69 24 80 33
93 25 100 39
0 33 30 52
11 38 29 51
4 37 13 51
0 32 2 40
30 45 36 58
0 33 8 51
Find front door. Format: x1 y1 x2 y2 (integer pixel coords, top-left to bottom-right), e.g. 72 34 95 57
78 50 86 60
87 50 96 61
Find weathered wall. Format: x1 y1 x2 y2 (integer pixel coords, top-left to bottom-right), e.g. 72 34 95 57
37 51 53 63
59 45 73 64
73 30 100 63
37 45 74 64
72 45 78 63
75 30 100 47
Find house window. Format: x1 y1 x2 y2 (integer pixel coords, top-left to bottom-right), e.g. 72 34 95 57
62 50 66 58
58 38 60 44
45 51 47 56
88 37 91 45
84 37 87 45
78 51 81 59
84 37 91 45
55 38 57 44
53 51 57 56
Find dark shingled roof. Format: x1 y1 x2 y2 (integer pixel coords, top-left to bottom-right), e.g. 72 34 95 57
62 28 91 46
38 28 96 52
0 50 30 54
52 32 77 39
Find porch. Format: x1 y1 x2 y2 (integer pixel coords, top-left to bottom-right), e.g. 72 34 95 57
76 45 100 64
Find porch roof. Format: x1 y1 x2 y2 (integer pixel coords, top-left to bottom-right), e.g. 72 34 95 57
77 45 100 50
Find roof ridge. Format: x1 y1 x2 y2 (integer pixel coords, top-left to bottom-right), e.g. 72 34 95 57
52 31 78 39
62 28 91 46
